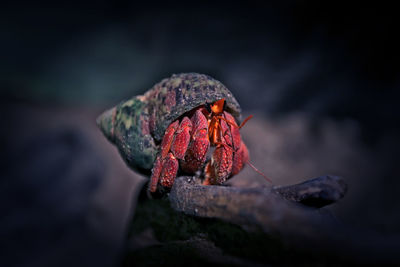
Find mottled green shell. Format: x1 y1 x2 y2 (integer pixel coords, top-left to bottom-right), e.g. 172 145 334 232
97 73 242 173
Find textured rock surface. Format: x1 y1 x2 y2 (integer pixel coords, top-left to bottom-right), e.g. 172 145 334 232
169 176 343 236
273 175 348 208
125 175 399 265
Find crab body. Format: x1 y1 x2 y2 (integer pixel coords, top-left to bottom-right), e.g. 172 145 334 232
97 73 248 192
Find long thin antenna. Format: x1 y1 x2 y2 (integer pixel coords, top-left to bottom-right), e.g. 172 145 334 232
246 160 272 183
239 115 253 128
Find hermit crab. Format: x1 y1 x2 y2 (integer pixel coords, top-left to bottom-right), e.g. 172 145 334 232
97 73 252 193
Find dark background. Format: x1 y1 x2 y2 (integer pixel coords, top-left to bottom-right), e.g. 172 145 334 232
2 1 399 141
1 1 399 266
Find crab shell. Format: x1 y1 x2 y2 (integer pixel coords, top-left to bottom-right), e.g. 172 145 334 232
97 73 242 174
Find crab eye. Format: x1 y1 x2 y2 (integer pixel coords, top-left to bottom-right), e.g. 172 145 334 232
205 102 212 113
223 99 227 111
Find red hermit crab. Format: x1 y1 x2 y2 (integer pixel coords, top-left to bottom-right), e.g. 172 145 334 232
97 73 251 193
149 98 251 192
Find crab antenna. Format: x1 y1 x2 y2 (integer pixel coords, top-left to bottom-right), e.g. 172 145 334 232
246 161 272 183
217 114 253 129
239 115 253 128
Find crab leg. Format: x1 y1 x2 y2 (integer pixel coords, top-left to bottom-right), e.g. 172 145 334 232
159 153 179 188
204 111 250 184
170 117 192 159
149 117 192 192
149 156 163 192
180 109 210 173
231 141 249 175
149 121 178 192
223 111 249 175
160 120 179 158
204 113 234 185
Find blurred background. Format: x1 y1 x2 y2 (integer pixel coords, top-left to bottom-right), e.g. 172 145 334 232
1 1 399 266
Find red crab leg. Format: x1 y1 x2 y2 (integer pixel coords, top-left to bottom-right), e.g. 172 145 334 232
171 117 192 159
204 115 233 185
223 112 270 182
160 120 179 158
149 155 163 192
159 152 179 188
149 120 180 192
222 111 248 176
180 109 210 173
149 117 193 192
223 111 241 150
231 141 249 175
